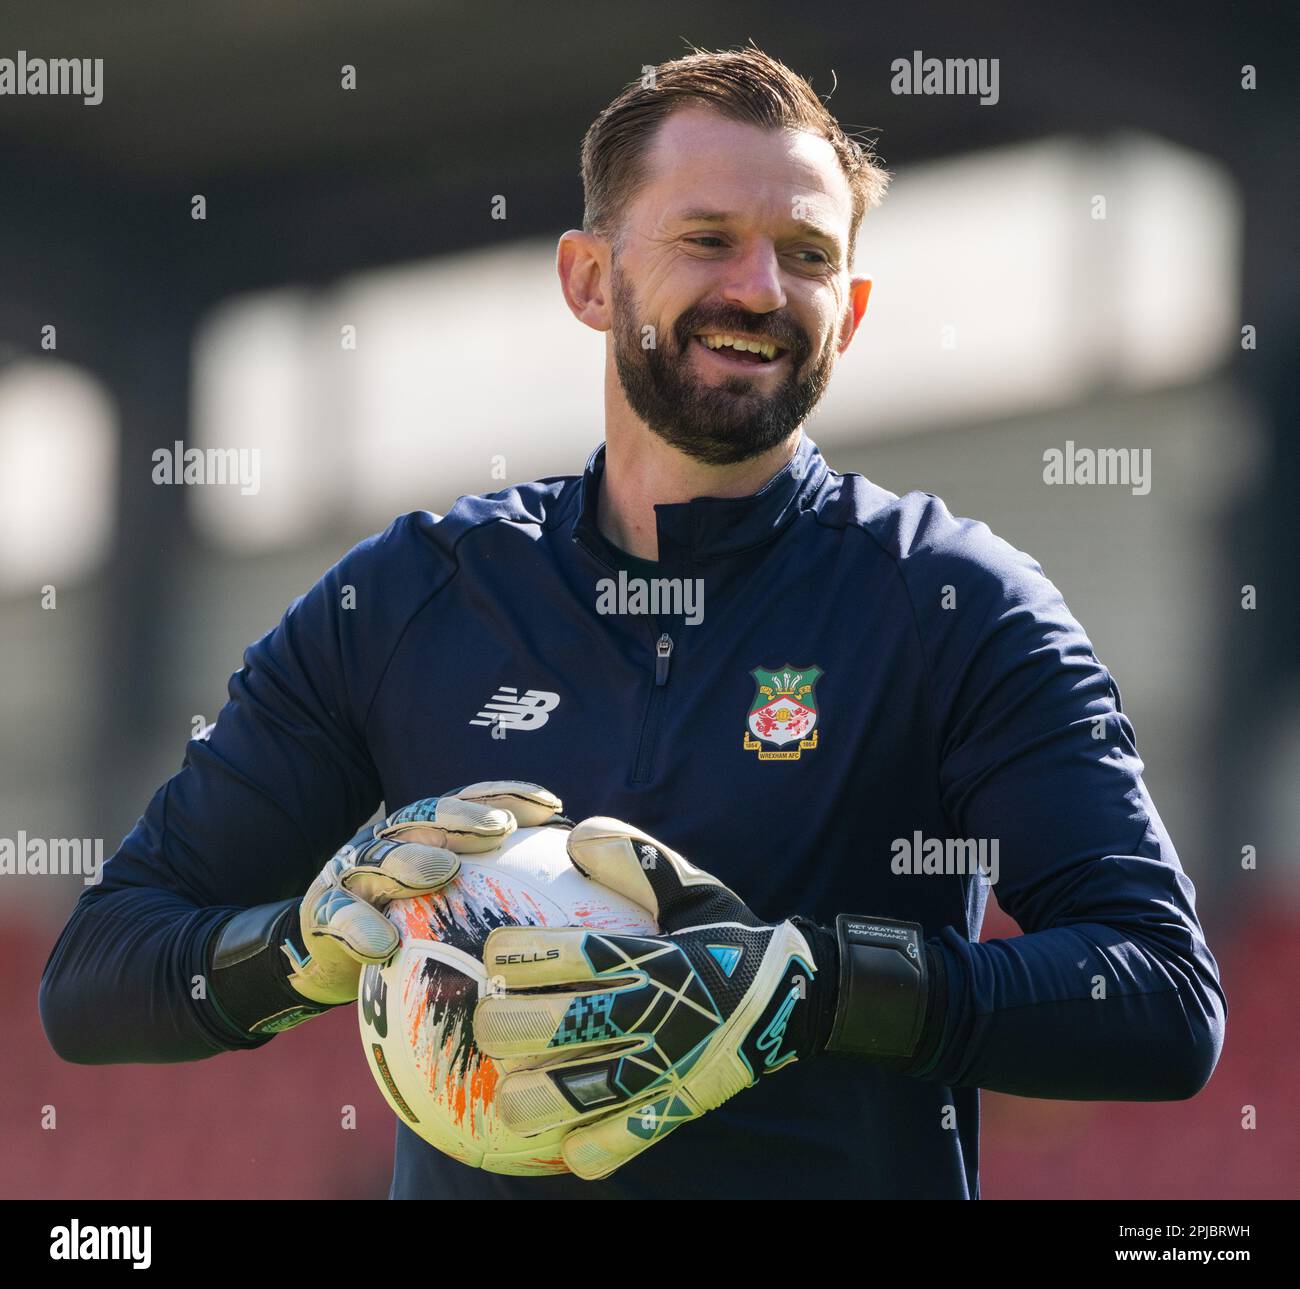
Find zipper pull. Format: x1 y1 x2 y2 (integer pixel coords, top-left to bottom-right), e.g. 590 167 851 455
654 633 674 686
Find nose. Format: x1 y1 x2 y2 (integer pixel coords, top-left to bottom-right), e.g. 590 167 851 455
717 239 786 316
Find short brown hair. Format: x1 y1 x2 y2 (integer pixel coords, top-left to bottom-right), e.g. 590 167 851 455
581 43 889 267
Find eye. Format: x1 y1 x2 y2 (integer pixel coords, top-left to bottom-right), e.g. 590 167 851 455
682 237 832 267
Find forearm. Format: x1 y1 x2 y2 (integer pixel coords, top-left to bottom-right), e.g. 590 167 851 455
39 885 264 1064
911 920 1226 1100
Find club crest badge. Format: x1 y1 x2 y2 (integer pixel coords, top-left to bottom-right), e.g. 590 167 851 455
743 665 822 761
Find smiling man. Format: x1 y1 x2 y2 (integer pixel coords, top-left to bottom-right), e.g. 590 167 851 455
597 110 864 476
40 45 1224 1201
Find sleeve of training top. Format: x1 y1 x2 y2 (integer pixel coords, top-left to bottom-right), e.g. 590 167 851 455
892 494 1226 1100
38 514 441 1064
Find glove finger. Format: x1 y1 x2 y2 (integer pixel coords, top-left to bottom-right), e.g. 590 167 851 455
313 819 387 891
567 817 746 929
475 991 614 1061
561 1093 697 1180
494 1056 642 1135
481 925 654 989
380 795 515 853
306 889 400 965
477 930 673 1060
342 840 459 905
451 780 563 827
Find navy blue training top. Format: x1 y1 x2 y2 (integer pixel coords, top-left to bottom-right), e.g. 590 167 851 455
39 434 1226 1199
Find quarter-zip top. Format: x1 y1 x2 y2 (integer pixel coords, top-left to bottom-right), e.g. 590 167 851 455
40 432 1224 1203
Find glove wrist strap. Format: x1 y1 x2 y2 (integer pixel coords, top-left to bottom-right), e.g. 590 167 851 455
208 898 334 1037
826 915 928 1061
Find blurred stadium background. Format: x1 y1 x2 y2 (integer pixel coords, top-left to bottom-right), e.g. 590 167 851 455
2 1 1297 1199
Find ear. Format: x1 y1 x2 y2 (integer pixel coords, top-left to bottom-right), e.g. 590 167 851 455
836 276 873 353
557 229 613 333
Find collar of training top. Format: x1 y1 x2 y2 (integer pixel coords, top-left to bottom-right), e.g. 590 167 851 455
570 433 829 566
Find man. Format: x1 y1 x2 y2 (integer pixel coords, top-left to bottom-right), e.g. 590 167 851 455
40 45 1225 1200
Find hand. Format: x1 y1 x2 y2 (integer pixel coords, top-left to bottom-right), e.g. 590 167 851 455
472 816 826 1180
288 781 562 1005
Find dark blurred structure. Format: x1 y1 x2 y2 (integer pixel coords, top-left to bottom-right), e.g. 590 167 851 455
1 1 1296 1199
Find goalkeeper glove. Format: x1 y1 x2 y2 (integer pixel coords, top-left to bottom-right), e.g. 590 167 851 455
208 781 562 1036
473 816 930 1180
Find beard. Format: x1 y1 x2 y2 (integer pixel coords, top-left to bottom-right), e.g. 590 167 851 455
610 259 836 467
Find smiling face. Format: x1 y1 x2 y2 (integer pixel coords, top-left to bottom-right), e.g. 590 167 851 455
607 107 866 466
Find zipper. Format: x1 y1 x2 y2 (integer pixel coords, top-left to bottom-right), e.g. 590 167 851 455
575 531 677 784
654 632 674 685
632 630 673 783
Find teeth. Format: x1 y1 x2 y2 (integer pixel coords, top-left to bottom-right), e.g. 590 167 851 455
699 334 780 361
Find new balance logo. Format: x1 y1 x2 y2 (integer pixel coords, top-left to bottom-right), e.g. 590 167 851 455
470 687 560 732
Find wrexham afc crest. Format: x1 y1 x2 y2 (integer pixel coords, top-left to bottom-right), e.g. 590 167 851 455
744 665 822 761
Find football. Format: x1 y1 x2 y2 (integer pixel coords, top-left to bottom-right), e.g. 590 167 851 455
357 820 657 1174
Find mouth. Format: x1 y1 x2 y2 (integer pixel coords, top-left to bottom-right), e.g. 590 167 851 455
691 331 791 373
